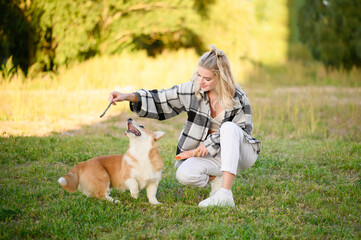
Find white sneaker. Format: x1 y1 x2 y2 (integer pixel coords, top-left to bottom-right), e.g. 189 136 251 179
198 189 235 207
209 176 223 197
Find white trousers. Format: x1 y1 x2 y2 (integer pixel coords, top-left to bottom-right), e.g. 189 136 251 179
176 122 258 187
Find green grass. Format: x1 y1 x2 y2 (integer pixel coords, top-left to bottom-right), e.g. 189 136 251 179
1 113 360 239
1 52 361 238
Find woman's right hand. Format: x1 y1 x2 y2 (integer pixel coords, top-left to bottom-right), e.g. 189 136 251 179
109 91 138 104
108 91 125 105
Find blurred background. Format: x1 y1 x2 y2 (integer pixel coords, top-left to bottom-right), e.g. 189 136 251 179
0 0 360 138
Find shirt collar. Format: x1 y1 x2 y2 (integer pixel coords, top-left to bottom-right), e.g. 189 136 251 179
198 89 208 101
232 88 243 110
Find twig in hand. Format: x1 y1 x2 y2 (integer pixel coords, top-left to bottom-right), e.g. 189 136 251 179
100 102 112 118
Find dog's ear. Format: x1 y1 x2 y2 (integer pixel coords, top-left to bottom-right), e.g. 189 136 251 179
153 131 165 141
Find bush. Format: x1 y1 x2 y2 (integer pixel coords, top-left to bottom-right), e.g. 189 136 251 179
298 0 361 69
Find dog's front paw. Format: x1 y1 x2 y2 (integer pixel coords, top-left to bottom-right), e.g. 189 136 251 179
114 200 120 204
150 200 161 205
130 192 139 199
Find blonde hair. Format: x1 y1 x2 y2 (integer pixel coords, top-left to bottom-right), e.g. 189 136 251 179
193 44 237 110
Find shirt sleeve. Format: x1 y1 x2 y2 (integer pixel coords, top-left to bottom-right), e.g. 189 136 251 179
203 132 221 157
129 81 194 120
233 93 253 136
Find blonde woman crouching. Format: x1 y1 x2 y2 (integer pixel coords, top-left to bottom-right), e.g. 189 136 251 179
109 45 261 207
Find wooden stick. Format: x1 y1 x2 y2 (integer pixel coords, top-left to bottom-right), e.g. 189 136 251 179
100 102 112 118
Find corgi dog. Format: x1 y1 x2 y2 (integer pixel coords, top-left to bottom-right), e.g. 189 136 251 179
58 118 165 204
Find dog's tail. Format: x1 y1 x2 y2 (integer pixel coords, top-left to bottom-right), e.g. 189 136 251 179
58 166 79 193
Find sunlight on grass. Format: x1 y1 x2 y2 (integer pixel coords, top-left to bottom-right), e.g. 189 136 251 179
0 50 361 138
250 86 361 140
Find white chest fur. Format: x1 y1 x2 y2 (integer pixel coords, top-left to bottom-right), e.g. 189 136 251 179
125 139 162 189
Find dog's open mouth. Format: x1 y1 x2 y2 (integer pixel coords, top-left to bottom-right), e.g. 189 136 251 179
127 121 141 136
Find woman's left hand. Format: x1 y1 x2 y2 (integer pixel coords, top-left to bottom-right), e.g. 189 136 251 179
196 143 209 157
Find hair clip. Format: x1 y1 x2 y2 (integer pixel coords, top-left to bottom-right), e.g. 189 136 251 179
209 44 217 53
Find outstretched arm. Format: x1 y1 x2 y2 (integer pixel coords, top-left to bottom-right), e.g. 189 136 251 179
129 81 195 120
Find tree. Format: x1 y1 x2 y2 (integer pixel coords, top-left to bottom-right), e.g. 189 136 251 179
298 0 361 69
1 0 215 73
0 0 32 73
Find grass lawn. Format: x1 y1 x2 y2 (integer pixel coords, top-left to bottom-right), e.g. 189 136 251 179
1 85 360 239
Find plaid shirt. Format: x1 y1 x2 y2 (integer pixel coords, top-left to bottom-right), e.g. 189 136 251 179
130 80 261 157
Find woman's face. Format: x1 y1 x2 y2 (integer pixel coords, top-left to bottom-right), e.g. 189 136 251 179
197 66 217 92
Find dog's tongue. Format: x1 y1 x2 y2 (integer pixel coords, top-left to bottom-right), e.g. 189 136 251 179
127 122 135 131
127 122 141 136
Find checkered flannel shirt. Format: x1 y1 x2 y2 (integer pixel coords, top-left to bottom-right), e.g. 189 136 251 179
130 80 261 157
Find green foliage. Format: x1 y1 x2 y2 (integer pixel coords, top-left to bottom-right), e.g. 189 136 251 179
287 0 305 44
99 0 205 56
30 0 101 70
1 0 212 72
1 0 293 75
192 0 216 18
298 0 361 69
0 56 16 81
2 0 300 77
0 0 32 72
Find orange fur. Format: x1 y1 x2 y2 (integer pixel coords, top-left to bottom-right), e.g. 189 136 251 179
149 146 163 172
61 167 79 193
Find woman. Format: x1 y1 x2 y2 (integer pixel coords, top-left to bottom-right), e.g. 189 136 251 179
108 45 261 207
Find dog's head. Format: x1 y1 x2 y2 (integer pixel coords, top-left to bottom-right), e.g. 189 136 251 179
125 118 165 143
